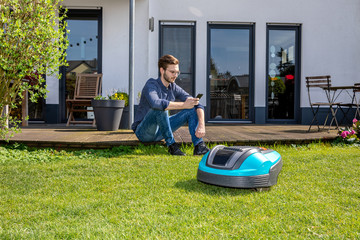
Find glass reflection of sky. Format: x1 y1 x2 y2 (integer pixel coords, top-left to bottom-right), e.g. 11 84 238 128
211 28 250 76
162 27 192 73
269 30 295 48
268 30 295 75
66 20 98 61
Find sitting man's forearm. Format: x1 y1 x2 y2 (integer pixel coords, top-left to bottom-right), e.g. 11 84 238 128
195 108 206 138
165 97 199 110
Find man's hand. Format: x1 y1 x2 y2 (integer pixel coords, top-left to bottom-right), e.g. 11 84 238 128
195 123 206 138
195 108 206 138
183 97 199 109
166 97 199 110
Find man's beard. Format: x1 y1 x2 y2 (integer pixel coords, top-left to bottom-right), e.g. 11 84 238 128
164 73 175 83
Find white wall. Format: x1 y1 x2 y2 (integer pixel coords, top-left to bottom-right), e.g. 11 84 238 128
148 0 360 107
53 0 149 104
53 0 360 110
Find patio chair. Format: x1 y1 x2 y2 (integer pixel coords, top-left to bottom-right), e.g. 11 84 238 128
353 83 360 120
305 75 340 132
66 73 102 126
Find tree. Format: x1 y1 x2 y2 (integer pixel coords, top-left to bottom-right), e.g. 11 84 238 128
0 0 68 140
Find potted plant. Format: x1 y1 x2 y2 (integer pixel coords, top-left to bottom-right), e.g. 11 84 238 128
116 92 129 129
91 91 125 131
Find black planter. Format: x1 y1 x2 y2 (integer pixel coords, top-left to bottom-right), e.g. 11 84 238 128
119 106 129 129
91 99 125 131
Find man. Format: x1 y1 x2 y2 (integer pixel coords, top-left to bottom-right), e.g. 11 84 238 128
131 55 210 156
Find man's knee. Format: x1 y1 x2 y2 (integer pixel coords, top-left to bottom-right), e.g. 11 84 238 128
154 109 169 120
182 108 197 115
146 109 168 119
188 108 198 118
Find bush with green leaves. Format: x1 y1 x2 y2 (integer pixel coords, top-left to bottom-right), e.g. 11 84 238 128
0 0 69 140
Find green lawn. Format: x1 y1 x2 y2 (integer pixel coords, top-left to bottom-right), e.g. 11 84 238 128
0 143 359 239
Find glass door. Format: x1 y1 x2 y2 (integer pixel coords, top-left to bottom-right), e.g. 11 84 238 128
208 24 254 121
60 9 102 122
160 22 195 95
267 25 301 122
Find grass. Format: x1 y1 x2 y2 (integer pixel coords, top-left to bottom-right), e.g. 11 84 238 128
0 142 359 239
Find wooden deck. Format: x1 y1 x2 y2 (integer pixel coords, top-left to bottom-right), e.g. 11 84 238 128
1 124 339 149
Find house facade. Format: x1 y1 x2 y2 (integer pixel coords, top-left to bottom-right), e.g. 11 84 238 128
41 0 360 126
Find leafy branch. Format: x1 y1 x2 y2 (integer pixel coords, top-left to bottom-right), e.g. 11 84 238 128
0 0 69 140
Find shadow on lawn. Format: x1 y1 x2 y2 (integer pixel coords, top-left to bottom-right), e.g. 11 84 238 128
174 179 260 196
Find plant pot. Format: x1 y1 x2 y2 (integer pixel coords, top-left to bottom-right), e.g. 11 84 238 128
119 106 129 129
91 99 125 131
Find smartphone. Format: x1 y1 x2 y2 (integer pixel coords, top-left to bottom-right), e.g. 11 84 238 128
196 93 203 99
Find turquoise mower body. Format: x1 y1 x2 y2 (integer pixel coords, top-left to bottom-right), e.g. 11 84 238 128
197 145 283 189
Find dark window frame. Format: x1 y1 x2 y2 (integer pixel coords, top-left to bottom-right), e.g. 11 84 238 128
206 23 255 122
266 24 301 124
159 22 196 96
59 8 103 123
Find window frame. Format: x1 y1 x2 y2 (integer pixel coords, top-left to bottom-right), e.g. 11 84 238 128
159 21 196 96
266 24 302 123
206 23 255 123
59 8 103 123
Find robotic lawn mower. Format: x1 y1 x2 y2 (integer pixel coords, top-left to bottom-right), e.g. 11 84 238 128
197 145 283 190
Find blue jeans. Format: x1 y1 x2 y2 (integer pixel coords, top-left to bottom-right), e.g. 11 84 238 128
134 108 203 146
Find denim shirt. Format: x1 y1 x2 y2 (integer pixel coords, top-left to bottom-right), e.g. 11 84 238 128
131 77 204 132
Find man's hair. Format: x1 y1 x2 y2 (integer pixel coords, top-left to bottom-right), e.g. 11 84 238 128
158 55 179 70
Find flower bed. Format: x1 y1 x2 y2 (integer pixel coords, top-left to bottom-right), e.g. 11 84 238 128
338 119 360 143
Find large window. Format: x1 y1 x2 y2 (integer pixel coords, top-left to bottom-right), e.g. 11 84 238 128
159 22 195 95
267 25 301 122
60 9 102 122
208 24 254 121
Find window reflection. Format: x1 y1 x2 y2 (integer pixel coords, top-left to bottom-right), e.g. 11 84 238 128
209 27 250 120
268 29 296 120
65 18 99 119
161 25 194 95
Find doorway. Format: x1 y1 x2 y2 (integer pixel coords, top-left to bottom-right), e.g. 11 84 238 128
60 9 102 122
159 22 196 96
207 24 254 122
266 25 301 123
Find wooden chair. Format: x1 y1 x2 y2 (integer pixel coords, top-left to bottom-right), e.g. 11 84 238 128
66 73 102 126
305 75 340 132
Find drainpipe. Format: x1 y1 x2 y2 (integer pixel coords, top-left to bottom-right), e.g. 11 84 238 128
128 0 135 129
